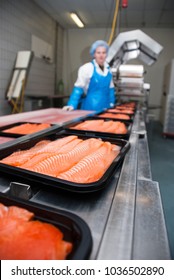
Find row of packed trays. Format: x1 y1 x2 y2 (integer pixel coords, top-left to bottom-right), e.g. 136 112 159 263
0 128 130 193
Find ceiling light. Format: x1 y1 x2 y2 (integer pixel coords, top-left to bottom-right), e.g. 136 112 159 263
70 12 84 28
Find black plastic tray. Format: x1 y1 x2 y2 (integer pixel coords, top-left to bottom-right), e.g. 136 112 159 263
116 101 138 111
0 122 54 138
93 112 134 122
0 194 92 259
64 117 132 139
105 107 135 116
0 131 130 193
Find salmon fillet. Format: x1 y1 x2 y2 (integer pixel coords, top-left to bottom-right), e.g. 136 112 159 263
99 113 130 120
115 106 135 111
0 136 77 166
0 203 72 260
108 108 134 114
0 203 34 221
0 140 51 166
21 138 82 169
30 138 103 176
72 120 104 130
71 120 127 134
2 123 51 134
58 142 120 183
0 136 122 184
37 135 78 154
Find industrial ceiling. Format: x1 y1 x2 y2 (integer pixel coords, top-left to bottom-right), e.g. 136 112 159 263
33 0 174 29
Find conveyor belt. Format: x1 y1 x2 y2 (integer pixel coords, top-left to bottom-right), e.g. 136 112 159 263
0 108 171 259
97 111 170 259
133 180 171 259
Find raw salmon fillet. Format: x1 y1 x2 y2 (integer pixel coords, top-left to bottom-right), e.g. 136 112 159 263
0 140 51 166
98 113 130 120
0 203 34 221
117 102 136 109
0 203 72 260
21 138 82 169
37 135 78 154
0 136 77 166
2 123 51 134
71 120 127 134
72 120 104 130
30 138 103 176
58 142 120 183
0 135 122 184
108 108 134 114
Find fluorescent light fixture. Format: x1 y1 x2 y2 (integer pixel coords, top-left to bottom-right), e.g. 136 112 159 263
70 12 84 28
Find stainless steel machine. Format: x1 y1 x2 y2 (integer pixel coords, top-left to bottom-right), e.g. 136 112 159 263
107 29 163 68
106 29 163 107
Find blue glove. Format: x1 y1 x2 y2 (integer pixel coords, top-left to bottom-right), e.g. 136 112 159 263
109 87 116 107
67 86 84 109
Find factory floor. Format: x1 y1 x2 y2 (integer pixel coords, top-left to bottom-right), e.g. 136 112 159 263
146 120 174 259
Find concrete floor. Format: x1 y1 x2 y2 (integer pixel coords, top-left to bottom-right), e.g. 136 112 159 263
146 121 174 259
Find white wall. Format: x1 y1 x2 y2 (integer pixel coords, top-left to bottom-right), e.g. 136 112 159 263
0 0 56 115
63 27 174 120
63 29 110 93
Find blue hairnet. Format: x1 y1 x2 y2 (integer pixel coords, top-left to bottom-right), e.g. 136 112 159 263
90 40 109 57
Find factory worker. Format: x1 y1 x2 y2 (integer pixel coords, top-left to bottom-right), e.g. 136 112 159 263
63 40 116 111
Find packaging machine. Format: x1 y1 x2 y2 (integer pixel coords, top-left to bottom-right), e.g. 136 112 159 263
106 29 163 111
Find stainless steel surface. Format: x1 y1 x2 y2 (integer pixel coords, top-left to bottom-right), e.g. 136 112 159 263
138 135 152 180
133 180 171 259
30 174 120 260
97 132 138 259
137 115 152 180
95 111 170 259
107 29 163 67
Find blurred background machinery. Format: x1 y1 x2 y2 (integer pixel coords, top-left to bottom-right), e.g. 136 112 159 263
106 29 163 116
161 59 174 137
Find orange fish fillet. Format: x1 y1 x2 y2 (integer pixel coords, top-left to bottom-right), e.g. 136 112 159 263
99 113 130 120
37 135 78 154
0 136 77 167
30 138 103 177
21 138 82 169
0 203 34 222
72 120 104 130
108 108 134 114
0 203 72 260
0 140 51 166
2 123 51 134
71 120 127 134
58 142 120 183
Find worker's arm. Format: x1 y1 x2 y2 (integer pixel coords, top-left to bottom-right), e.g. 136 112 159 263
63 63 93 110
109 87 115 107
109 78 116 108
66 86 84 109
